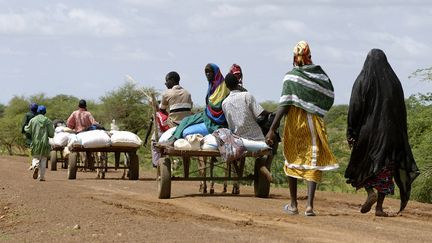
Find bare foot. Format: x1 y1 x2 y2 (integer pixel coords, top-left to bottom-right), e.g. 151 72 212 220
375 210 395 217
360 193 378 213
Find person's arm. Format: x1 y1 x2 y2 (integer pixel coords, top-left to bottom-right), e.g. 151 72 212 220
21 114 28 134
66 112 75 129
265 105 290 146
88 113 98 125
47 120 55 138
24 119 32 135
159 92 169 114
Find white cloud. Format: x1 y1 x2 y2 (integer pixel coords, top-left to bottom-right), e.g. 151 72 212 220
211 4 244 17
0 5 126 37
68 9 125 37
0 47 26 56
269 19 307 34
121 0 171 7
186 14 209 31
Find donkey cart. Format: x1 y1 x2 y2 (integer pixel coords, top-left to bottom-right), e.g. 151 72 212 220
67 144 140 180
50 145 68 171
155 144 273 199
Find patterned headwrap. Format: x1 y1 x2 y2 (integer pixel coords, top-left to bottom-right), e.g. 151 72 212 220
205 63 229 125
229 63 243 84
293 41 312 67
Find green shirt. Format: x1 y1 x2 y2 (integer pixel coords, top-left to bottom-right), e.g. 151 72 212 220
24 114 54 157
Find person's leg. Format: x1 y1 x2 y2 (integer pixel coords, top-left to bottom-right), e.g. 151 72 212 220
305 180 317 215
285 176 298 214
361 187 378 213
39 156 47 181
32 157 39 179
151 141 160 168
375 192 388 217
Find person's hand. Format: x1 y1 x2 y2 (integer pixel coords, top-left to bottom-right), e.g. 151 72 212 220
265 130 276 146
347 137 355 149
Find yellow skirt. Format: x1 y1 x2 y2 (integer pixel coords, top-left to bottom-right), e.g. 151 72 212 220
282 106 338 183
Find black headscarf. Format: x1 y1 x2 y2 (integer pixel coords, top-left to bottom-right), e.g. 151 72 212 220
345 49 420 212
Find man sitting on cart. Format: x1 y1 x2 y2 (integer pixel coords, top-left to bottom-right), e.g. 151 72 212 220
67 99 98 133
160 71 193 128
221 73 274 194
66 99 99 168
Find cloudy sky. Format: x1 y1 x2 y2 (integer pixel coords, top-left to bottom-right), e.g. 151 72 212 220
1 0 431 106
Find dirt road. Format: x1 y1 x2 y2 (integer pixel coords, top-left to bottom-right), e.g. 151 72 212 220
1 156 432 242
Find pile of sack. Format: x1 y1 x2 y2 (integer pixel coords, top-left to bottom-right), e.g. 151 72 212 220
158 127 269 152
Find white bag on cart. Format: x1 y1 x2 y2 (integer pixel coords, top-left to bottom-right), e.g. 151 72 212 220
53 132 70 147
110 131 142 147
77 130 111 148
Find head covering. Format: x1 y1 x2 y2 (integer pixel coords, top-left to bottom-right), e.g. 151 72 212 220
229 64 243 84
37 105 46 115
78 99 87 108
29 103 38 113
205 63 229 125
293 41 312 66
229 64 242 75
345 49 419 213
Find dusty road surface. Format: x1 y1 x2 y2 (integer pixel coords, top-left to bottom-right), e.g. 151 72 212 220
1 155 432 242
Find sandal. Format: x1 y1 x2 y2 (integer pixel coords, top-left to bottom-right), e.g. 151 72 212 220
283 204 299 215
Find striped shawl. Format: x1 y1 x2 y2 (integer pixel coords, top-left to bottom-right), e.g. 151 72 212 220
279 64 334 117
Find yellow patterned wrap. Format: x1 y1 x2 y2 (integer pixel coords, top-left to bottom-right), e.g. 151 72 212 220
282 106 338 183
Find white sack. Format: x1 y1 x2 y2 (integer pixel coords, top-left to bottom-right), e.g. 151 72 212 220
185 134 203 150
201 134 218 151
77 130 111 148
110 131 142 147
174 139 192 150
158 127 176 142
241 138 269 152
53 132 70 147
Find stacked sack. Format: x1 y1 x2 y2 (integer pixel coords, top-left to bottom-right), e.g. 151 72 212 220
49 125 75 147
157 128 269 152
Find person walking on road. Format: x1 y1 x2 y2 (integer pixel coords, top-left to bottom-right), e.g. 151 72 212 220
25 105 54 181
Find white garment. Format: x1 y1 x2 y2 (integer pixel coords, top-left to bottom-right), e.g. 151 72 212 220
32 155 47 180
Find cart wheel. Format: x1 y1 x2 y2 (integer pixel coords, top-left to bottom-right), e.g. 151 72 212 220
254 161 270 198
68 152 78 180
157 157 171 199
50 151 57 171
128 153 139 180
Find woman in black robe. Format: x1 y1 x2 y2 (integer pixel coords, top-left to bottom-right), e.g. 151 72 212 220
345 49 420 216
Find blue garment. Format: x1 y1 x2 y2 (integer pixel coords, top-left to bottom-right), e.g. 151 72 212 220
182 122 209 137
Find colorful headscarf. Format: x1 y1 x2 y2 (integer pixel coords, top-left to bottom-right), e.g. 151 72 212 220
229 63 243 84
293 41 312 67
205 63 229 125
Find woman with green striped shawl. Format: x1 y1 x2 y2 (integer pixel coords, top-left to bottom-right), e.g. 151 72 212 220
266 41 338 216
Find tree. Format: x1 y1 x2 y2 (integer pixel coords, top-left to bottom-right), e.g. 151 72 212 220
410 67 432 82
99 81 154 135
44 94 80 122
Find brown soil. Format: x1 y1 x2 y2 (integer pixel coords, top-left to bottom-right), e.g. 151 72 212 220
1 155 432 242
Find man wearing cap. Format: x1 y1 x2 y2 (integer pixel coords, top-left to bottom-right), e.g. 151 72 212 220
160 71 193 127
25 105 54 181
67 99 98 133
